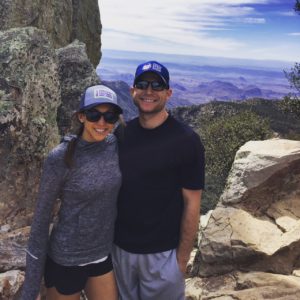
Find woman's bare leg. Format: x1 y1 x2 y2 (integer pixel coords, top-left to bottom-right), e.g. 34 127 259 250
46 287 81 300
84 271 118 300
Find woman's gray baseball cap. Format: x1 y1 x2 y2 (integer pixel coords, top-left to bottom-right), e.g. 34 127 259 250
79 85 123 113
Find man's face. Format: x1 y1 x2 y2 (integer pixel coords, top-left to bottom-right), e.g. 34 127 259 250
130 72 172 115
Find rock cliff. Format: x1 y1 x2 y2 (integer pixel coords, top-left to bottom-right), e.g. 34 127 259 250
0 2 102 298
186 139 300 300
0 0 101 66
0 27 60 222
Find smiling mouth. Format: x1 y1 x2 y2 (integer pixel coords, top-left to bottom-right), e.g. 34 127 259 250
95 128 107 133
141 98 156 103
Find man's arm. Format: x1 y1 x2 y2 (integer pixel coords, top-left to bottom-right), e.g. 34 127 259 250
176 188 202 274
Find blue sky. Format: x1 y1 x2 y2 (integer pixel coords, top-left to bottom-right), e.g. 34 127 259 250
98 0 300 62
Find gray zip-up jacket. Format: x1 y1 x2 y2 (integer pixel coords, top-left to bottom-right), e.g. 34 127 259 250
21 135 121 300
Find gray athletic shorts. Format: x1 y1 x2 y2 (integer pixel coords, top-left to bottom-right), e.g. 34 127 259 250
112 245 185 300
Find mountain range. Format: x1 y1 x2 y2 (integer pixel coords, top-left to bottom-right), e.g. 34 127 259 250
97 49 296 108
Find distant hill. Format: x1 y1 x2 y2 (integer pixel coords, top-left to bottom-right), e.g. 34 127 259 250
101 80 138 121
171 99 300 212
98 50 294 105
171 99 300 140
100 78 300 136
97 78 300 212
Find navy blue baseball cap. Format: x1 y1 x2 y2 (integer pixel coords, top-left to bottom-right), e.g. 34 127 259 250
134 61 170 88
79 85 123 113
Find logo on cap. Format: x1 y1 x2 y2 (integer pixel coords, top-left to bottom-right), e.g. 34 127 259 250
152 63 162 72
142 63 152 71
94 89 114 100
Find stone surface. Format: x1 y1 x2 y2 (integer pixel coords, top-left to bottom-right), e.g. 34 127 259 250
0 0 101 66
193 139 300 277
56 40 100 135
0 0 103 296
221 139 300 205
0 27 60 225
186 271 300 300
71 0 102 66
0 227 29 272
0 270 24 300
189 139 300 298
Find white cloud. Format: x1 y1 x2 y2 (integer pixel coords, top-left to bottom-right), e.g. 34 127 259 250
288 32 300 36
242 17 266 24
98 0 298 61
278 11 298 17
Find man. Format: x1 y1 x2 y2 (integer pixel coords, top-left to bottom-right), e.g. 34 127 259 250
113 61 205 300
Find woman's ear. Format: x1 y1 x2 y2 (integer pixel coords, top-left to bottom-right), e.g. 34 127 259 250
77 112 85 124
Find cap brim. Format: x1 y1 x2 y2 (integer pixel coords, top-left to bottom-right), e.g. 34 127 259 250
79 102 123 114
134 71 168 86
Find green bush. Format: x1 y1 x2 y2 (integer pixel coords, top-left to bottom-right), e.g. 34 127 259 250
197 111 272 213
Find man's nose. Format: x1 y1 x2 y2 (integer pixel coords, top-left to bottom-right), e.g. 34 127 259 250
145 84 154 93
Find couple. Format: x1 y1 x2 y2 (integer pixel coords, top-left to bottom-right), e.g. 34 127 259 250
21 61 205 300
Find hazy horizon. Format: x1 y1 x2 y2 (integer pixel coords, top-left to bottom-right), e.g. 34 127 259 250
99 49 295 71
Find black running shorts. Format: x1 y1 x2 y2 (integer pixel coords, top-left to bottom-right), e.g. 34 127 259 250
44 255 113 295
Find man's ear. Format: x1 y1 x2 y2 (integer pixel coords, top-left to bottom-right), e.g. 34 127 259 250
130 87 135 97
166 88 173 100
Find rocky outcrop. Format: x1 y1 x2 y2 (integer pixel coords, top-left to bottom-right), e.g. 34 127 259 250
71 0 102 67
0 28 103 299
0 1 104 298
187 139 300 299
0 27 60 226
0 0 101 66
56 40 100 135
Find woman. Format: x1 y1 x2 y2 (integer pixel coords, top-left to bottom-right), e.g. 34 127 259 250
21 85 123 300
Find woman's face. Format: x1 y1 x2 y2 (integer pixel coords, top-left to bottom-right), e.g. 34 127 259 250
78 104 118 142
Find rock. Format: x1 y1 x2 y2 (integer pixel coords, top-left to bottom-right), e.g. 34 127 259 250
293 269 300 277
0 225 10 233
0 270 24 300
56 40 100 135
188 139 300 298
221 139 300 205
0 227 30 272
193 139 300 277
0 1 72 47
186 271 300 300
71 0 102 66
0 27 60 225
0 0 101 66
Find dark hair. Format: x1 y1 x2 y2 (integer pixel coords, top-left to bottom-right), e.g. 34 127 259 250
63 112 125 168
64 113 84 168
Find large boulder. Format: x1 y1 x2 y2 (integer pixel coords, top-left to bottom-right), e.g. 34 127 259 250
0 0 101 66
188 139 300 299
0 27 60 227
71 0 102 66
56 40 100 135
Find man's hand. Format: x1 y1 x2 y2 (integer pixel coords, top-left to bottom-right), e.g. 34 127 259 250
176 252 189 275
176 189 202 276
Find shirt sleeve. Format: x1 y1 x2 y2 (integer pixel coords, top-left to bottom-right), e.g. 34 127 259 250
180 131 205 190
21 150 65 300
